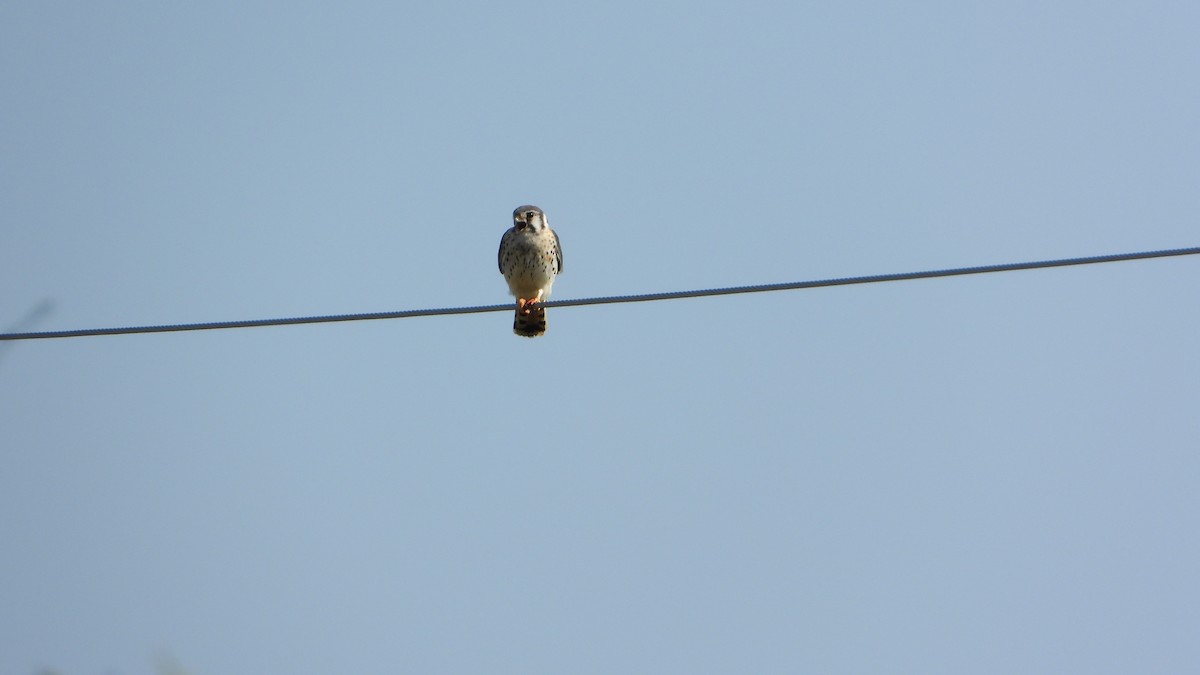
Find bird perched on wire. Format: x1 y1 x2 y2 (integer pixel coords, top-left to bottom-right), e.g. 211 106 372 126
498 205 563 337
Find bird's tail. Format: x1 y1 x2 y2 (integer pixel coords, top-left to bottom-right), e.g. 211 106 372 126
513 304 547 337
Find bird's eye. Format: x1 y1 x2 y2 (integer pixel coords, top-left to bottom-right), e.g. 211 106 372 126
526 211 536 218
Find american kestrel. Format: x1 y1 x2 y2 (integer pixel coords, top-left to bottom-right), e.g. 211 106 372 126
498 205 563 337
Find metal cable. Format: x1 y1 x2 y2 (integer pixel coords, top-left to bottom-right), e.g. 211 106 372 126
3 245 1197 341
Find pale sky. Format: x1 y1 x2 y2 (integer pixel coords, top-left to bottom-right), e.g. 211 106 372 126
2 2 1199 674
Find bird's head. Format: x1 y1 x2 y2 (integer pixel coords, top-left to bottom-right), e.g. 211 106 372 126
513 205 547 233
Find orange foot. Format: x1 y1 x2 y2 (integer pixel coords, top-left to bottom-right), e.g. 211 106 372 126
518 290 545 315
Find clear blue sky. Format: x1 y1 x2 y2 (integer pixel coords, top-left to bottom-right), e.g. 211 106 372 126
3 2 1198 673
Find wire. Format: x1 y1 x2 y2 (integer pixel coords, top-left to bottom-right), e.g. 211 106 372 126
3 245 1198 341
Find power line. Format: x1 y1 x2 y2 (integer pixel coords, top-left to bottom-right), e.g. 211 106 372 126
2 245 1197 341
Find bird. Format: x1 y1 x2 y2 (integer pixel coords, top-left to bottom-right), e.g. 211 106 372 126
498 205 563 337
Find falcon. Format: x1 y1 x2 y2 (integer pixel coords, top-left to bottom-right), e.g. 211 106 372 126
498 205 563 337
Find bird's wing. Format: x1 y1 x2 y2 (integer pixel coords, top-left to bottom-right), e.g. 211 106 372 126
553 229 563 274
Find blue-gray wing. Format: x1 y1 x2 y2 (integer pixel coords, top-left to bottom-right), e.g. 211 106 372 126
498 230 507 273
553 229 563 274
